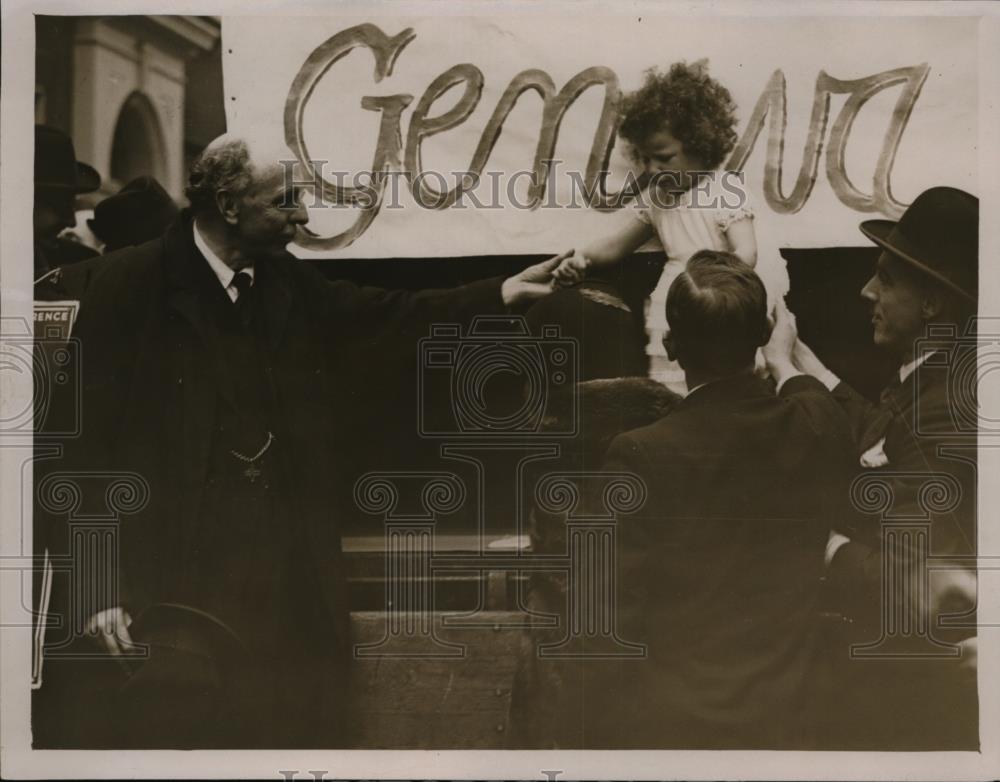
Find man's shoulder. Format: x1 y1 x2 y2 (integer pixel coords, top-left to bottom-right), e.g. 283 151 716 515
269 252 359 299
604 395 760 479
608 399 707 456
780 373 832 398
909 360 951 405
75 238 166 311
93 238 164 283
616 377 835 450
894 361 963 440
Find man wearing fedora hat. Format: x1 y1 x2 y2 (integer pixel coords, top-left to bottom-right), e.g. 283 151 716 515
33 124 102 281
764 186 979 749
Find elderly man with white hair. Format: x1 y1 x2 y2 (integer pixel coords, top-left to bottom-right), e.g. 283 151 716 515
37 134 568 748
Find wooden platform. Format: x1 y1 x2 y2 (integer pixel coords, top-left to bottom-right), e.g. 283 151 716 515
349 611 527 748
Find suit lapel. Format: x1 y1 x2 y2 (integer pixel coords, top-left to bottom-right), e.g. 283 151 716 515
164 218 238 409
830 361 934 458
252 256 293 353
858 367 924 455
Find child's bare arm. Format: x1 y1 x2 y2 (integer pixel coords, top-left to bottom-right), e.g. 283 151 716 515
726 217 758 268
584 217 655 266
553 217 654 285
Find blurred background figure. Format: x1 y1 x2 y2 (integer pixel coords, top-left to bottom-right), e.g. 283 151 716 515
34 124 101 279
59 208 102 254
89 175 180 253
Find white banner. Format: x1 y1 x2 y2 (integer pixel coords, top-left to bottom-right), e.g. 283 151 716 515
222 13 978 258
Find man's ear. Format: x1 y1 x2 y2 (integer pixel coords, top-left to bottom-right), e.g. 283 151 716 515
215 190 241 226
921 289 944 321
663 331 678 362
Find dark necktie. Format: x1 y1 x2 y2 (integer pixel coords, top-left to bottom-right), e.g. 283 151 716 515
859 372 904 453
231 270 253 327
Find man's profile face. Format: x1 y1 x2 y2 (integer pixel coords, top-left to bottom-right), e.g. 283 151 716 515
233 162 308 259
861 251 930 356
34 189 76 243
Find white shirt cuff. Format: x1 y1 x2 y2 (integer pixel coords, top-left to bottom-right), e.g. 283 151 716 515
775 372 804 394
816 368 840 392
776 368 841 395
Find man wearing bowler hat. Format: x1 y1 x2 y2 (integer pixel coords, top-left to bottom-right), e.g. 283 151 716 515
764 186 979 749
33 124 101 280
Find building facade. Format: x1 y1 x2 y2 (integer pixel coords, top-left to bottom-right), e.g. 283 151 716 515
35 15 225 204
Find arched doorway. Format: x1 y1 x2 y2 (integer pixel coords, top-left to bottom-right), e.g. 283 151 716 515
109 91 167 187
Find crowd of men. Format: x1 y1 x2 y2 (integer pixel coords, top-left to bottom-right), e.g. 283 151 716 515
31 124 979 750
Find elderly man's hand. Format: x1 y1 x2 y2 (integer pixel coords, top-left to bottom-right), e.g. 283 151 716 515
85 606 135 658
552 252 590 287
761 299 799 383
501 249 574 307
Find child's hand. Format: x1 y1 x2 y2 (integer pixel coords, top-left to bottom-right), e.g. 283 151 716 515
552 252 590 287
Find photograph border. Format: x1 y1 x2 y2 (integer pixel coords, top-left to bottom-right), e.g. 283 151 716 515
3 1 999 778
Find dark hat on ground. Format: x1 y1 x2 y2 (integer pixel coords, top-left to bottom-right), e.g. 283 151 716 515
89 175 180 252
35 125 101 193
860 186 978 302
114 603 248 748
121 602 246 694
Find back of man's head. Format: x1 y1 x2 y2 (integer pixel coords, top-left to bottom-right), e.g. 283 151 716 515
185 136 253 216
665 250 770 377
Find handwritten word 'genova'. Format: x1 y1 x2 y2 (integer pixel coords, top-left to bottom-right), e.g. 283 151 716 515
284 23 929 250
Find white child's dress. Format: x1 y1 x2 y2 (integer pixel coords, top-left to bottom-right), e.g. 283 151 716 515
635 173 787 386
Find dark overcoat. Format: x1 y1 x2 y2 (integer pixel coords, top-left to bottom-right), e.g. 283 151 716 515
827 356 978 750
528 374 858 749
44 213 505 658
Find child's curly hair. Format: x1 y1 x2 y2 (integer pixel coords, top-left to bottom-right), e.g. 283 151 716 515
618 60 739 171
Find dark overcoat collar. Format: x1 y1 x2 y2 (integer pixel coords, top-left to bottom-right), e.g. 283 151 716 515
163 211 294 354
676 371 771 412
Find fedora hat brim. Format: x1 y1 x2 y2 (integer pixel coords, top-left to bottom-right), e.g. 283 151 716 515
122 603 247 685
860 218 976 303
36 161 101 193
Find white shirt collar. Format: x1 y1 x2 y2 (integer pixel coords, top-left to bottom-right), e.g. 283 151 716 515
192 219 254 293
899 349 937 384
